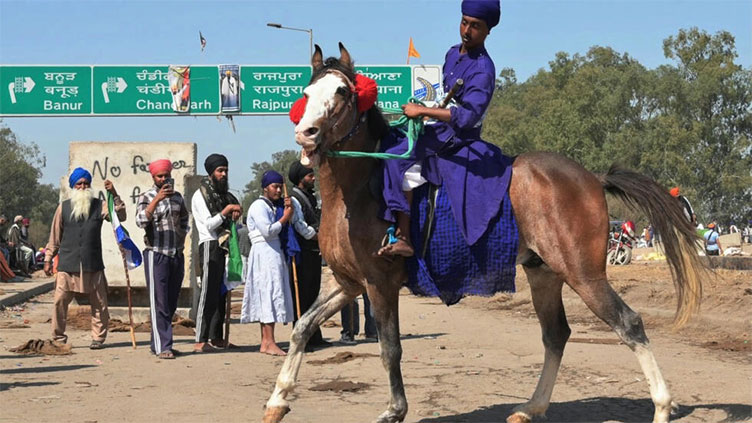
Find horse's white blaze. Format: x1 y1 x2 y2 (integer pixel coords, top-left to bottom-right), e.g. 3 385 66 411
295 74 346 145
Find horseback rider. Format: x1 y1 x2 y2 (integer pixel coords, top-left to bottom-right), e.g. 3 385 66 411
378 0 510 257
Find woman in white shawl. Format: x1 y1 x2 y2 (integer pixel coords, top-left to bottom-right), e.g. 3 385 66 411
240 170 295 356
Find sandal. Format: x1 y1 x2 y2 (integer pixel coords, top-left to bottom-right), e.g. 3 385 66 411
89 341 104 350
193 343 213 353
209 340 238 349
158 350 175 359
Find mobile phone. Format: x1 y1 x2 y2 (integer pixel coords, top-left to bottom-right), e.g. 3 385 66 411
165 177 175 188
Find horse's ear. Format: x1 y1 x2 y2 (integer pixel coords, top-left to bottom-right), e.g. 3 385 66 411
338 42 352 69
312 44 324 71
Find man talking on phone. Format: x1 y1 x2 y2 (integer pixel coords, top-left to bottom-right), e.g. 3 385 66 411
136 159 190 359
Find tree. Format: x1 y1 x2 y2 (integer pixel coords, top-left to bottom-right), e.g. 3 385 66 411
653 28 752 224
0 123 58 247
483 28 751 225
241 150 302 215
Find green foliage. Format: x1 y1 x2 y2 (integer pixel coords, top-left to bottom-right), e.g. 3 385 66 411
0 123 58 247
484 27 751 225
241 149 301 215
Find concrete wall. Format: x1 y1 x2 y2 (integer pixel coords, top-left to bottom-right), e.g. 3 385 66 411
65 142 197 289
719 232 742 248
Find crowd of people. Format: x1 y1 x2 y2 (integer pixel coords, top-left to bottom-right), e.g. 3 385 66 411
7 154 377 359
0 214 45 279
625 187 752 256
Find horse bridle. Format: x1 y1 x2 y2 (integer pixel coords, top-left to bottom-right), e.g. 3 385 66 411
321 69 363 149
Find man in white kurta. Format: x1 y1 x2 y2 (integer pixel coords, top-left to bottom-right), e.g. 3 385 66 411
240 170 303 356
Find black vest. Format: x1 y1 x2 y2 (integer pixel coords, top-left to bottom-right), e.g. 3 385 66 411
58 199 105 273
291 187 320 252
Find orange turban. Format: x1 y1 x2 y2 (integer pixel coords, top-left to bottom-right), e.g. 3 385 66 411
148 159 173 176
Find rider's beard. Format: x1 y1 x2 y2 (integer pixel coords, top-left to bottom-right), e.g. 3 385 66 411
70 188 93 221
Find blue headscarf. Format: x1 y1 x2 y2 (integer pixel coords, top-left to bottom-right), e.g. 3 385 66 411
68 167 92 188
261 170 284 188
461 0 501 29
259 169 300 261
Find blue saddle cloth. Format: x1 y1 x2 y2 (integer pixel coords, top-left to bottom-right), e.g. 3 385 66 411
406 181 519 305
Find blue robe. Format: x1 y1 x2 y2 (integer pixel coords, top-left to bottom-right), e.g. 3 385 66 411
381 43 512 245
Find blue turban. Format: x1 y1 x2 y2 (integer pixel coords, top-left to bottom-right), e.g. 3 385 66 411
261 170 284 188
462 0 501 29
68 167 92 188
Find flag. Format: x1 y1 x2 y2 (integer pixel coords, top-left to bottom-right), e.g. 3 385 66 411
407 37 421 63
108 192 142 269
199 31 207 52
222 222 244 294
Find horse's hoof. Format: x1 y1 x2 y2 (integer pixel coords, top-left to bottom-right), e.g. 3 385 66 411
506 412 532 423
262 406 290 423
373 409 406 423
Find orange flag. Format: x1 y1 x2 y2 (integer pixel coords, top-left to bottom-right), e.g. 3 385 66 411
407 37 421 64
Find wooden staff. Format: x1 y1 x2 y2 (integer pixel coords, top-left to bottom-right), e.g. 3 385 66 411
283 184 303 319
223 286 231 348
117 246 137 349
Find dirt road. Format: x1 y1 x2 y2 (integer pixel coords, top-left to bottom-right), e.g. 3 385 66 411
1 260 750 423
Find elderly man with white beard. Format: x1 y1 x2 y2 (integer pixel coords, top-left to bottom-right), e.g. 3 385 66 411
43 167 126 349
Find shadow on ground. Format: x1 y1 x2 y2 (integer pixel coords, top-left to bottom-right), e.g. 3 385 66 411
0 381 60 391
417 397 751 423
0 364 96 375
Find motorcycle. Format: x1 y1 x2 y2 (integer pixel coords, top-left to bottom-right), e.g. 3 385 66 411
607 220 635 265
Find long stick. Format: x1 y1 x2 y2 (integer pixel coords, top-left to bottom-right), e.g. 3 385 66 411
118 246 136 349
223 288 231 347
283 184 302 319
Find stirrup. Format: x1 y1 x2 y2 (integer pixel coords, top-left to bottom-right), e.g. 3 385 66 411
381 225 400 247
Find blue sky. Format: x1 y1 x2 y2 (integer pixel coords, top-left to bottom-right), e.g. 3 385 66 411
1 0 750 195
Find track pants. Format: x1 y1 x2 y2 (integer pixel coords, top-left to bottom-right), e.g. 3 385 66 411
196 241 227 343
144 250 184 354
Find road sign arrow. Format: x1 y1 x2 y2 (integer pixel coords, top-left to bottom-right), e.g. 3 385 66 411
116 77 127 93
23 77 35 93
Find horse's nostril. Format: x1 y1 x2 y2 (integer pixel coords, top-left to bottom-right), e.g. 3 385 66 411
305 127 319 137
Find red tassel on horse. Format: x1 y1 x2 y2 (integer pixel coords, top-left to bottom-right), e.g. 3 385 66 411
354 74 377 113
289 96 307 125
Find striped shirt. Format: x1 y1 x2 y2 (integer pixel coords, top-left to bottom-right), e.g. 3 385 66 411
136 186 190 257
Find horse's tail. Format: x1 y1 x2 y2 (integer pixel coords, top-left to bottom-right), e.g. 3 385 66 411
597 165 706 327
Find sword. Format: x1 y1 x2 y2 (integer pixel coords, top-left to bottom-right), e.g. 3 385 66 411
438 79 463 109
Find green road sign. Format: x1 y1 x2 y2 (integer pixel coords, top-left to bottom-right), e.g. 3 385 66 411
92 66 219 115
0 66 92 115
355 66 412 110
0 64 441 116
240 66 312 114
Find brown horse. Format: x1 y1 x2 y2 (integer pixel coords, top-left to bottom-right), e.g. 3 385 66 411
263 44 706 423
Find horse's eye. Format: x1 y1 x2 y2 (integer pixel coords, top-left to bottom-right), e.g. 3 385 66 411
335 86 349 97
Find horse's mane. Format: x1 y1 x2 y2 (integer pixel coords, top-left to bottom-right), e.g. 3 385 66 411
310 57 356 84
367 105 389 143
311 57 390 146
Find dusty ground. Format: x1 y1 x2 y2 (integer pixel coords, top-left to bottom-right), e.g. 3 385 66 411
1 255 750 423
